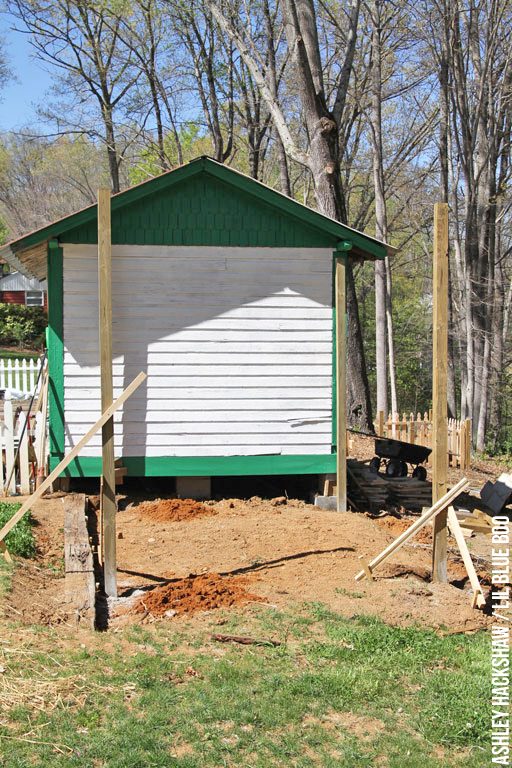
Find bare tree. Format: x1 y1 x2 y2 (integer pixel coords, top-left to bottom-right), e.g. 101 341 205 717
205 0 377 430
419 0 512 449
8 0 139 192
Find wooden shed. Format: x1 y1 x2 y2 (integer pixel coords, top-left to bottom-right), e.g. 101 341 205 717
0 157 390 488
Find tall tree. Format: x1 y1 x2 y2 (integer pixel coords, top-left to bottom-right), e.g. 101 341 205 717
206 0 376 430
419 0 512 449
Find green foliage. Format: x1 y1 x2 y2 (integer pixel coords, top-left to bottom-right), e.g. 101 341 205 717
357 250 433 417
128 124 214 185
0 304 47 348
0 502 36 558
0 606 490 767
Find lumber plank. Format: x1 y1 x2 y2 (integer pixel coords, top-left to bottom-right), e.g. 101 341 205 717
336 256 347 513
432 202 449 582
0 371 146 546
64 494 95 627
98 186 117 598
355 477 469 581
447 506 486 609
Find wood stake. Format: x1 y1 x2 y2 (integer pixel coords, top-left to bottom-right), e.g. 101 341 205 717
358 556 374 581
0 540 12 563
0 372 146 548
432 202 449 582
336 256 347 513
447 506 486 609
355 477 469 581
98 187 117 598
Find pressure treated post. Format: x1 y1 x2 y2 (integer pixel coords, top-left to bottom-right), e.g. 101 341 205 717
98 187 117 598
335 245 350 513
432 203 449 582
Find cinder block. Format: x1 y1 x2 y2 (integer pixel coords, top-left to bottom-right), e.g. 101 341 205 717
176 476 212 500
314 495 339 511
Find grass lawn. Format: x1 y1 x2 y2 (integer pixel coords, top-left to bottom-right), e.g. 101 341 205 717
0 587 489 768
0 348 39 362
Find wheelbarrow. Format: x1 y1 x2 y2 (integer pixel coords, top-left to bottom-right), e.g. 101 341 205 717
369 438 431 481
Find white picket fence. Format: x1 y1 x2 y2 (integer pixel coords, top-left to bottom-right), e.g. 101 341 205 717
0 358 42 395
0 356 48 495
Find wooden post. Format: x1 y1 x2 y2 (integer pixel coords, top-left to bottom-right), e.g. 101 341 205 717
98 187 117 598
335 252 347 513
3 397 16 495
432 202 449 582
355 478 469 582
464 418 471 469
377 410 384 437
18 411 30 494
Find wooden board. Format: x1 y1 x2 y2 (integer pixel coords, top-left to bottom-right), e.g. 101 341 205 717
0 371 146 546
64 494 96 627
432 202 449 582
98 188 117 599
355 478 469 581
336 257 347 512
447 506 486 609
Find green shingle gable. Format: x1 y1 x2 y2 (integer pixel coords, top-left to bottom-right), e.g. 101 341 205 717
60 173 334 248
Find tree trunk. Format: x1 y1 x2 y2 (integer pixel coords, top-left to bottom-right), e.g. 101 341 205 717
102 104 121 193
375 260 387 415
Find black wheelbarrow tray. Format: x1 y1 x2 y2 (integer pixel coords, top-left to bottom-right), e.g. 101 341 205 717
370 438 432 480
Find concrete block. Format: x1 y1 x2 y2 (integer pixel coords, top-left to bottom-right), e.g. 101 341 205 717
314 495 339 511
176 476 212 500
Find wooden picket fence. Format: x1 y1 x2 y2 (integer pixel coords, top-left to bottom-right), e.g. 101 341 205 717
0 358 42 394
1 362 49 496
374 411 471 470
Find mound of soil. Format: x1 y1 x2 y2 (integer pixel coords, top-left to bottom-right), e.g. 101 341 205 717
375 514 434 545
137 498 215 523
134 573 262 618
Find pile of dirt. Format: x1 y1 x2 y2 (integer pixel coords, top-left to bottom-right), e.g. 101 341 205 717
374 514 434 545
137 498 215 523
133 573 262 618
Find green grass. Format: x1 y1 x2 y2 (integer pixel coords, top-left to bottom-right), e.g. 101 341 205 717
0 558 13 596
0 350 39 361
0 502 36 558
0 605 489 767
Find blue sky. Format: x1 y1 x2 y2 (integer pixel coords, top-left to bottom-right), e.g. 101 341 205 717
0 19 52 131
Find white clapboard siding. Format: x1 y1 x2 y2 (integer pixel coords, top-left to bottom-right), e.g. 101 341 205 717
64 379 331 392
64 401 331 414
63 244 333 458
64 363 329 377
75 445 329 458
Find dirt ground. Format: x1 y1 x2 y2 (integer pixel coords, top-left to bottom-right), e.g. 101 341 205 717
2 433 505 635
3 484 494 635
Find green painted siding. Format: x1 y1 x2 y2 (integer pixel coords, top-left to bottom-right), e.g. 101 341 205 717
47 240 65 464
61 175 335 248
50 453 336 478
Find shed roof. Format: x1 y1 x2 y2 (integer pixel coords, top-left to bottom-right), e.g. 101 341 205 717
0 156 394 279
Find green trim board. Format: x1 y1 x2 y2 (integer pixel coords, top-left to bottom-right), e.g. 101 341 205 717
2 157 390 271
50 453 337 478
47 240 65 464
